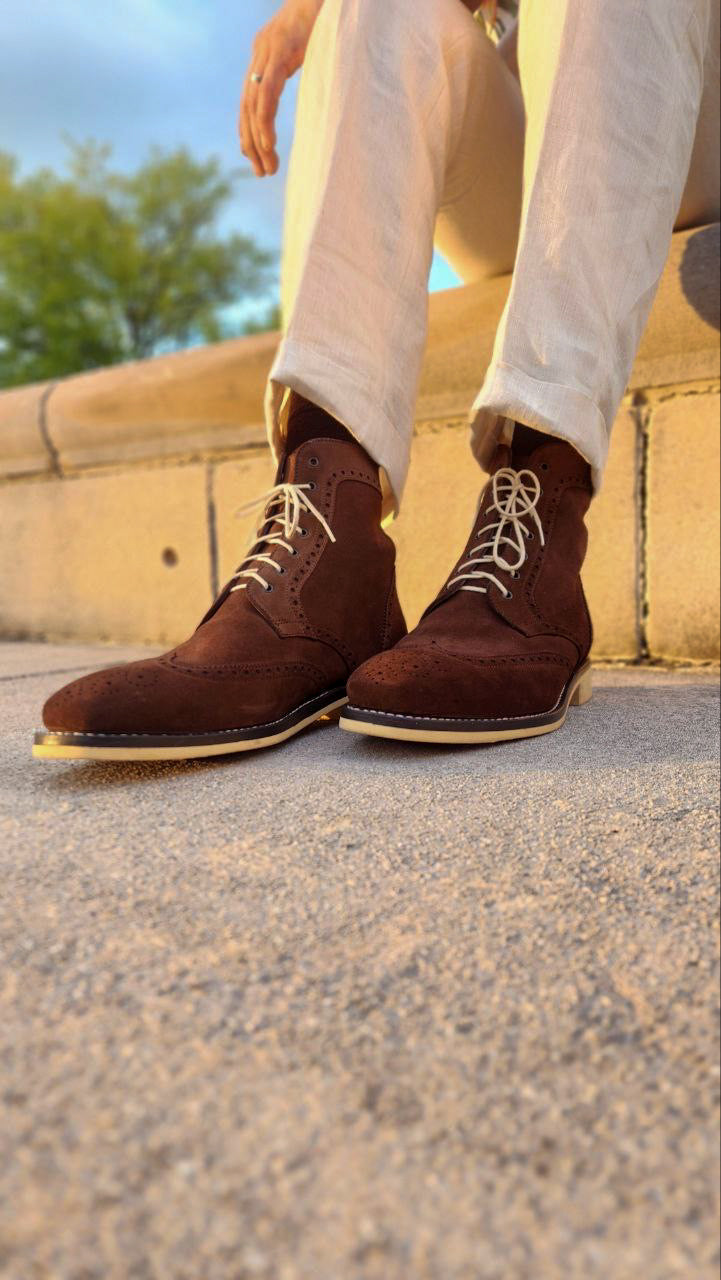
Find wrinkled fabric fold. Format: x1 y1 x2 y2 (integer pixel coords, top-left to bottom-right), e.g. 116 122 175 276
266 0 720 513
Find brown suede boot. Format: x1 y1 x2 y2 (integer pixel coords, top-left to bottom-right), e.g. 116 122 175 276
341 429 594 744
34 433 406 761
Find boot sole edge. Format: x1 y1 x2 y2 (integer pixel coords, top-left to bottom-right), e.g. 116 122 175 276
32 689 348 762
339 665 592 745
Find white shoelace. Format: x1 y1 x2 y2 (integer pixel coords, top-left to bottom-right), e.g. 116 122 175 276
230 482 336 593
448 467 545 598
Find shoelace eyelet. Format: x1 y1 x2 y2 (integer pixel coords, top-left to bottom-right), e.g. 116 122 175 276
307 482 317 492
231 481 337 593
309 457 319 467
448 466 544 599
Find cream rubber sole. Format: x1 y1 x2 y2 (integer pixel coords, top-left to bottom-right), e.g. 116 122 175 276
33 690 348 762
340 665 592 745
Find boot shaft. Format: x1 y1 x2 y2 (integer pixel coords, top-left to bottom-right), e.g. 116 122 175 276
257 437 406 667
425 434 594 660
196 436 406 674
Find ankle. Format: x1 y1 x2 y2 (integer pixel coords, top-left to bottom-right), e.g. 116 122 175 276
285 392 360 454
512 421 591 481
512 422 549 456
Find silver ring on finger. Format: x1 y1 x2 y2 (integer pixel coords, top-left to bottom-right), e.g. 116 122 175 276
251 71 263 84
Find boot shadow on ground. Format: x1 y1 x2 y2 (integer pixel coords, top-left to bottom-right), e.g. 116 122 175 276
344 682 719 769
31 682 720 797
33 711 339 792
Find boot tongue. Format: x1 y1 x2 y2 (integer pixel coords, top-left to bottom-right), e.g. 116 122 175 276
275 442 302 486
509 422 550 472
426 425 546 623
486 421 544 476
285 391 357 452
490 423 566 475
275 435 323 485
276 446 298 486
509 423 592 481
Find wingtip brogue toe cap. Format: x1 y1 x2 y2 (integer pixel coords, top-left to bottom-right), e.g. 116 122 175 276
348 644 577 721
347 646 468 718
41 661 173 735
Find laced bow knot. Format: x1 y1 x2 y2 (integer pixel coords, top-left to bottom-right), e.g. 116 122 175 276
230 482 336 593
448 467 545 598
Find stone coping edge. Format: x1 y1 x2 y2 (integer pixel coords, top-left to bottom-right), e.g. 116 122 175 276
0 225 718 480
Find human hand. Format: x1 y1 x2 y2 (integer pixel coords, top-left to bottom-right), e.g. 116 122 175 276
239 0 324 177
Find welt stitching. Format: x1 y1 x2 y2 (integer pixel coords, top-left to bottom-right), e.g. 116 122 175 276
348 704 561 725
379 650 571 672
160 658 329 681
51 690 347 740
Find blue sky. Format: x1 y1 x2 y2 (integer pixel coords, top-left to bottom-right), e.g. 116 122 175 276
1 0 459 325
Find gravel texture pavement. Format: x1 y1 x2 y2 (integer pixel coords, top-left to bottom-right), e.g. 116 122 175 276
1 643 719 1280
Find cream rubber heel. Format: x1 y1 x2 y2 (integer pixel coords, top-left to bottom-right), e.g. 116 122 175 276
570 666 593 706
32 691 348 762
340 664 593 746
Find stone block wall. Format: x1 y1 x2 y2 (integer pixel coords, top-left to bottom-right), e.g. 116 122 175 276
0 226 718 662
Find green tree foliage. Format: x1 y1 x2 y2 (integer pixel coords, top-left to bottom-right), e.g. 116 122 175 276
0 142 276 387
242 303 282 335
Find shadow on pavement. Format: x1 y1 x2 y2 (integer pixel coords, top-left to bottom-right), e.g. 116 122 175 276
29 683 720 797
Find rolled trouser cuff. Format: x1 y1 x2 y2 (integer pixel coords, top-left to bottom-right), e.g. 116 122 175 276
470 359 609 494
265 337 409 521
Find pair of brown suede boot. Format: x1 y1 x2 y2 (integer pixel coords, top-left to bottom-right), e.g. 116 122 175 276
34 396 593 761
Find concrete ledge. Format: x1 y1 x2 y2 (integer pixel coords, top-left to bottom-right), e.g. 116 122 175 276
0 382 56 478
646 388 720 661
419 224 720 421
43 333 276 474
0 466 212 646
0 226 718 660
1 226 717 482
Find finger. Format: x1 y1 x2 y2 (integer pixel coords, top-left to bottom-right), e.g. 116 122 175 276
253 62 286 173
246 81 271 177
240 31 268 176
247 79 276 177
241 87 264 177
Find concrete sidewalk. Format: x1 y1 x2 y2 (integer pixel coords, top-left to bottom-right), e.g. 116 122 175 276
1 643 720 1280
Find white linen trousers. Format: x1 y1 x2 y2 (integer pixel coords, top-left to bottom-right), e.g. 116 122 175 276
265 0 720 512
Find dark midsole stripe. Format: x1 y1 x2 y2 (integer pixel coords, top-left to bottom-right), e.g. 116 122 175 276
342 666 588 736
342 705 563 734
34 687 347 751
